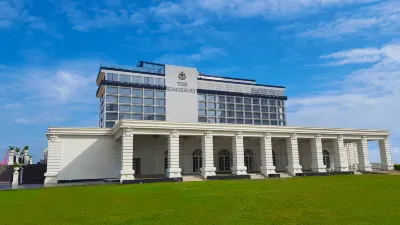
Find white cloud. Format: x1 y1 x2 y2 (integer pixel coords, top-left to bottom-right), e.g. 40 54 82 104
300 1 400 39
288 43 400 163
156 47 226 65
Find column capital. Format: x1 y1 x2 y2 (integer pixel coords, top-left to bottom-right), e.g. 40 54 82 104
384 135 389 142
170 130 179 138
291 133 297 140
236 131 243 139
338 134 344 142
123 128 134 137
263 132 272 140
361 136 368 143
47 134 59 142
314 133 322 141
204 130 213 138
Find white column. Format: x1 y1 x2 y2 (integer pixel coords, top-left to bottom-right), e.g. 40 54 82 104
8 150 14 165
120 129 135 183
379 136 394 170
357 136 372 171
29 157 33 165
286 134 302 176
231 131 247 175
201 131 216 179
12 168 19 186
260 133 276 176
44 135 62 184
114 138 122 175
23 150 29 165
333 135 349 172
310 134 326 173
166 130 182 178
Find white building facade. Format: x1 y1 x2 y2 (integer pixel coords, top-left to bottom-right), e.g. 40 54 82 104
44 62 394 184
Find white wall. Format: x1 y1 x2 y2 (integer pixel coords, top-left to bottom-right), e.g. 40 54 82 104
57 135 118 181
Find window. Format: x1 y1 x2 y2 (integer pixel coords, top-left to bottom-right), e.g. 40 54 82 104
132 106 143 113
226 96 234 103
155 99 165 106
119 113 130 120
270 107 277 113
217 111 226 117
207 118 216 123
192 149 203 173
120 75 131 83
155 78 165 86
244 105 252 111
217 103 225 109
106 113 118 120
198 110 206 116
207 95 216 102
236 119 244 124
207 103 216 109
132 76 143 84
119 88 130 95
107 87 118 94
144 106 154 113
155 115 165 120
253 113 261 119
120 105 130 112
132 89 142 96
227 111 235 117
254 120 261 125
207 110 216 117
245 112 252 118
261 106 269 112
253 98 260 105
144 77 154 85
235 105 243 111
227 104 234 110
244 98 251 104
144 90 154 97
261 99 268 105
236 112 244 118
198 102 206 109
253 106 260 112
262 120 270 125
279 108 285 113
155 107 165 114
132 114 142 120
106 73 118 81
155 90 165 98
105 121 115 128
227 118 235 124
218 96 225 102
144 98 154 105
132 97 143 104
271 120 278 125
106 95 118 103
323 150 331 169
144 115 154 120
198 94 206 101
106 104 118 111
269 100 276 106
219 118 226 123
270 114 277 120
262 113 269 119
119 96 130 103
198 117 207 123
245 119 253 124
235 97 243 103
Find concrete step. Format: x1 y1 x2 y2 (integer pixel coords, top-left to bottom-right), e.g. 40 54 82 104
182 175 204 182
249 173 265 179
354 171 363 175
278 172 293 178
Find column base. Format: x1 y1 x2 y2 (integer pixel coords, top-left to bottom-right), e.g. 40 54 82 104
44 172 58 184
260 166 276 176
166 168 182 178
358 165 372 172
381 163 394 170
287 165 302 176
120 169 135 184
311 165 327 173
334 166 349 172
12 172 19 186
200 167 216 179
231 166 247 175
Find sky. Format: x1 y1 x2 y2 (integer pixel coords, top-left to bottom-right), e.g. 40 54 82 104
0 0 399 164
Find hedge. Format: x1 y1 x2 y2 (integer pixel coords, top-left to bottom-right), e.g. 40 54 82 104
394 164 400 170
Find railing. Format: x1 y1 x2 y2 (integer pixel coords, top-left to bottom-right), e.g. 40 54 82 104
100 63 165 75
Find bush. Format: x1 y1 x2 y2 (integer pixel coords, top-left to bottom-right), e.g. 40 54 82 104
394 164 400 170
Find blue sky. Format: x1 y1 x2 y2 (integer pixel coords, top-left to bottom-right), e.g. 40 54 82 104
1 0 399 163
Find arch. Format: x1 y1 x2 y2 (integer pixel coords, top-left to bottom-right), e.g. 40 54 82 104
322 150 331 169
244 149 254 156
192 149 202 156
244 149 255 172
218 149 230 156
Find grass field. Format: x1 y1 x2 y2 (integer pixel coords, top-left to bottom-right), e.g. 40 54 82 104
1 175 400 225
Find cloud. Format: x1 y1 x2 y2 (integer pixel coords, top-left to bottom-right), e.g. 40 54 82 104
288 43 400 163
156 47 226 65
320 44 400 66
299 1 400 39
0 0 23 28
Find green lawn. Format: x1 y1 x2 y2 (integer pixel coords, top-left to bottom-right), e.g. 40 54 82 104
1 175 400 225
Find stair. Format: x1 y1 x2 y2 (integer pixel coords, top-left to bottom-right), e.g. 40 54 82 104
354 171 362 175
249 173 265 180
278 172 293 178
182 175 204 182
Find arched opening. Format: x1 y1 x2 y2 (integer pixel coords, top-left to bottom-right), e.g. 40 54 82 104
192 149 202 173
244 149 255 172
272 150 276 167
217 149 231 172
323 150 331 170
164 150 168 173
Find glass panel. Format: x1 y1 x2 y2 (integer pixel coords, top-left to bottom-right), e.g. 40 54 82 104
132 97 143 104
155 107 165 114
236 112 244 118
254 120 261 125
227 111 235 117
120 75 131 83
218 96 225 102
262 113 269 119
227 104 234 110
270 100 276 106
207 103 216 109
144 114 154 120
217 111 226 117
270 114 277 119
106 104 118 111
198 102 206 109
144 98 154 105
105 121 115 128
136 76 143 84
207 110 216 117
198 94 206 101
155 90 165 98
235 105 243 111
279 107 284 113
119 96 130 103
235 97 243 103
236 119 244 124
261 99 268 105
219 118 226 123
144 106 154 113
253 105 260 112
245 112 252 118
245 119 253 124
262 120 270 125
253 113 261 119
132 114 143 120
155 99 165 106
106 95 118 103
119 113 131 120
132 89 142 96
226 96 234 103
244 98 251 104
198 110 206 116
270 107 277 113
144 77 154 85
120 105 130 112
261 106 269 112
107 87 118 94
217 103 225 109
144 90 154 97
207 118 216 123
106 113 118 120
253 98 260 104
244 105 252 111
198 117 207 123
155 115 165 120
132 106 143 113
207 95 216 102
119 87 131 95
271 120 278 125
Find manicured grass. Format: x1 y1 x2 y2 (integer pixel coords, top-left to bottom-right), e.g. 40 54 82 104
1 175 400 225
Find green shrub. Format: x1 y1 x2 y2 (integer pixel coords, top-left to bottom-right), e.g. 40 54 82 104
394 164 400 170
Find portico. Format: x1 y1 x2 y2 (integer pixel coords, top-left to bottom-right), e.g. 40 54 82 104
44 120 394 184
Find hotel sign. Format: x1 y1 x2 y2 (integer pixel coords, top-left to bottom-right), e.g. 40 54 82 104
166 71 197 93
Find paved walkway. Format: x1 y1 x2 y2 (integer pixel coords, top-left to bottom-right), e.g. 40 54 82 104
0 181 115 191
